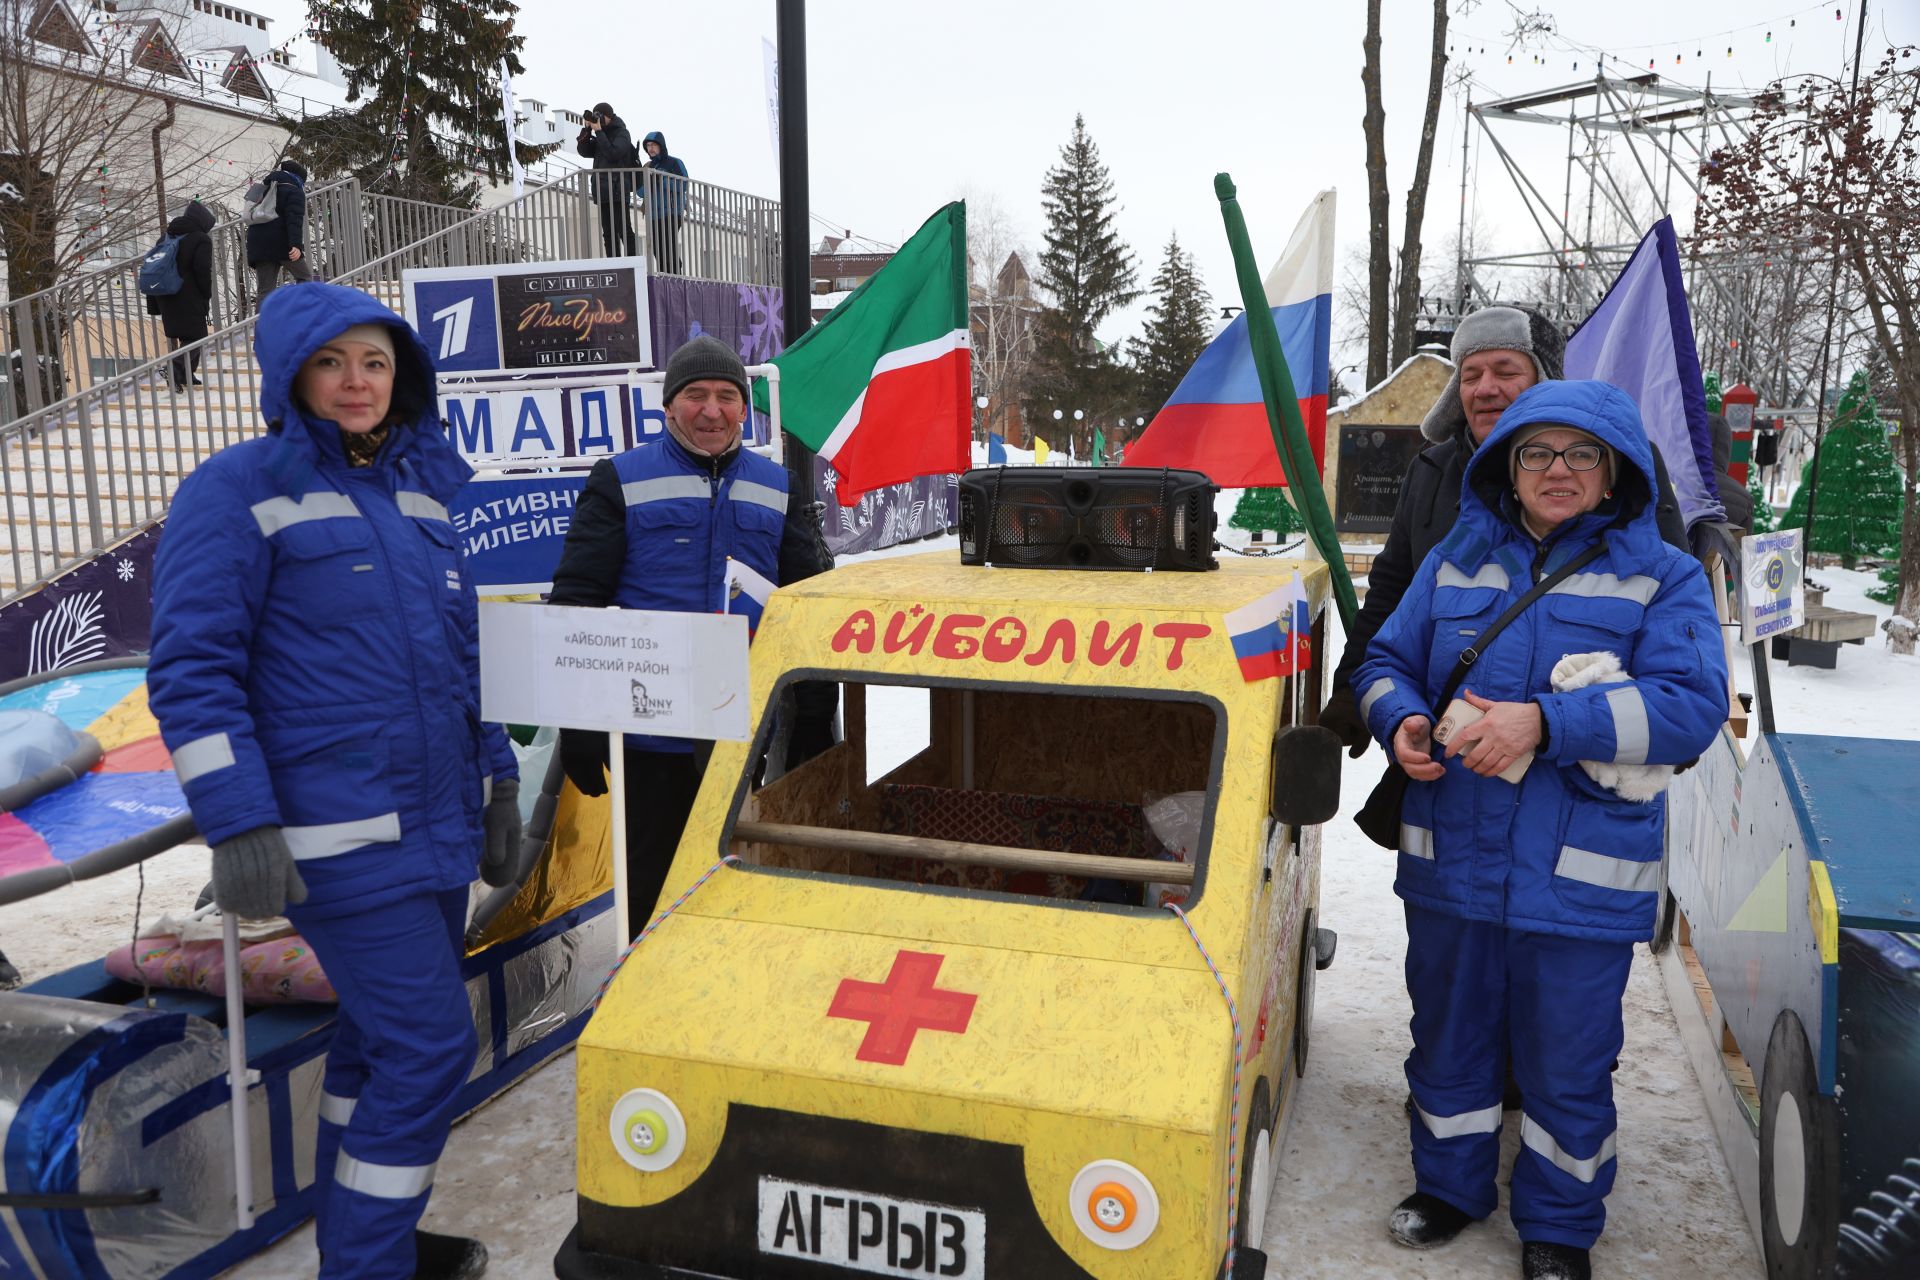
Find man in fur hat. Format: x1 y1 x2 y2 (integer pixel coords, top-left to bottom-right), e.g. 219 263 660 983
1321 305 1688 762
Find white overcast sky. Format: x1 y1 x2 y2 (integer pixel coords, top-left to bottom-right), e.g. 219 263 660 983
253 1 1915 368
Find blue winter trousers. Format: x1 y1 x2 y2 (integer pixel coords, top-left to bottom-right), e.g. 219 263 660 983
290 887 477 1278
1402 904 1635 1249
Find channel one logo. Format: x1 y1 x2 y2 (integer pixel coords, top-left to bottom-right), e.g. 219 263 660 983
497 267 644 371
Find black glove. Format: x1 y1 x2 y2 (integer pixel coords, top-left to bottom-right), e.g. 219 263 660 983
481 778 522 887
560 729 609 797
211 826 307 920
1319 685 1372 759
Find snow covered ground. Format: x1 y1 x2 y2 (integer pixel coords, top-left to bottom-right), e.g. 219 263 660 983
4 554 1910 1279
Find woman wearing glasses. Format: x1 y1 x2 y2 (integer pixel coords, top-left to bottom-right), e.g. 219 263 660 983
1352 380 1727 1280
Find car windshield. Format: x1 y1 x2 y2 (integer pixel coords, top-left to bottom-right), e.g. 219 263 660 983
720 677 1225 911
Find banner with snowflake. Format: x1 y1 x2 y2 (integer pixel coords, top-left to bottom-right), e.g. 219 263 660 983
0 527 161 684
810 456 958 557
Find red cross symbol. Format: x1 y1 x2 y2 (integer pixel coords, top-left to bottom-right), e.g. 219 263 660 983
827 950 977 1066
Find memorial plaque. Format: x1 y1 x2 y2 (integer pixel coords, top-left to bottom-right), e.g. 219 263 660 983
1336 423 1428 534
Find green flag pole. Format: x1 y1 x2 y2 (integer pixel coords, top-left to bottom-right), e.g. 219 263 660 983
1213 173 1358 633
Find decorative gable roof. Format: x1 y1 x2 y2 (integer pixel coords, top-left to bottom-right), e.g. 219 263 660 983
130 19 192 80
213 45 272 102
28 0 94 56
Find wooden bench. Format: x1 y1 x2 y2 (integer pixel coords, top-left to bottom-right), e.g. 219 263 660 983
1770 603 1878 668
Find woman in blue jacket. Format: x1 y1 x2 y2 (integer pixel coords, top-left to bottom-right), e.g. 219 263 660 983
149 282 521 1280
1355 380 1727 1280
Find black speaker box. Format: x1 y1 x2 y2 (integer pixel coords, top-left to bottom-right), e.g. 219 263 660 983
957 467 1219 571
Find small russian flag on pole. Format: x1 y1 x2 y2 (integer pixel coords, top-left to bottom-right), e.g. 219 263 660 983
1224 573 1313 682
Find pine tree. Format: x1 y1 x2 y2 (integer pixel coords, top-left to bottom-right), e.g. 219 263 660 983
1129 233 1214 411
1026 115 1140 458
1778 371 1903 569
293 1 549 208
1229 487 1304 540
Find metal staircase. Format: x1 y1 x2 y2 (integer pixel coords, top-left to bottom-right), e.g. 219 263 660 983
0 168 780 601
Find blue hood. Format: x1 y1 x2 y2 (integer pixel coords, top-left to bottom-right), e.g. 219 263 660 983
251 282 466 500
1457 379 1664 562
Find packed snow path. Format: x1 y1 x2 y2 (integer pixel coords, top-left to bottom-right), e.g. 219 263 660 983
11 555 1909 1278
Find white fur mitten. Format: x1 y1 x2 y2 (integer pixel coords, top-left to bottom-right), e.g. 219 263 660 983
1548 651 1674 803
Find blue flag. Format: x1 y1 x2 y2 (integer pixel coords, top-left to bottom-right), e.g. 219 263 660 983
1565 217 1724 528
987 431 1007 464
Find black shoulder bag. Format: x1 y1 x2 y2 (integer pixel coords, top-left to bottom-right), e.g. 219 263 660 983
1353 542 1608 850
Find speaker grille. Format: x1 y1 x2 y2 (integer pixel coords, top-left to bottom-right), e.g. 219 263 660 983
958 467 1218 571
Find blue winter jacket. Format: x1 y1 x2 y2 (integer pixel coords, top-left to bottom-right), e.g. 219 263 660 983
148 282 518 917
603 432 786 751
1354 380 1727 943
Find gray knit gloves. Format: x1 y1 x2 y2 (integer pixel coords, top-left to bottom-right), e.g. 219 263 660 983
481 778 522 887
210 826 308 920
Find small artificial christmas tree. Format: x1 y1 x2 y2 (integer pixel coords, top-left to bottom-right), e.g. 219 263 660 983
1747 472 1774 533
1228 487 1304 541
1777 371 1903 569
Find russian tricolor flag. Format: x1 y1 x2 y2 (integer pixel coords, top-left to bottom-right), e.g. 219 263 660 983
1125 190 1335 487
1225 574 1313 682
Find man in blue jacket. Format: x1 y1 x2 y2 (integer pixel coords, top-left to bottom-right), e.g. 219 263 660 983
640 131 688 274
246 159 312 306
1354 380 1727 1279
549 336 833 937
150 282 519 1279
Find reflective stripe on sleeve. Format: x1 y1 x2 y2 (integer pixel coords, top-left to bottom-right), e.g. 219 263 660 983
396 491 451 523
318 1091 358 1127
1401 823 1435 860
1435 562 1511 591
1554 845 1661 894
335 1152 435 1200
481 774 493 805
1521 1114 1616 1183
1545 573 1660 605
1416 1101 1503 1140
283 813 402 861
1605 685 1650 764
728 479 788 514
622 475 710 506
171 732 236 784
1360 677 1395 721
250 491 361 536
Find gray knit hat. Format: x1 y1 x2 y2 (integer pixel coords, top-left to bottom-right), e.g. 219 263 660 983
1419 305 1566 443
662 335 750 405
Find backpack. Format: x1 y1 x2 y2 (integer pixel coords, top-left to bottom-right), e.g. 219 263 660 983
137 234 185 297
243 174 281 225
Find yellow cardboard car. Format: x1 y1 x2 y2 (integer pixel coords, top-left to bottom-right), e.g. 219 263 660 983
556 550 1341 1280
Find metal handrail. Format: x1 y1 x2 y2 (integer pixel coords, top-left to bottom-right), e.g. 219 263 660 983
0 165 781 601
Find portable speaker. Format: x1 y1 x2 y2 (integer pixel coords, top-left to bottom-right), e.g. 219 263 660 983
957 467 1219 571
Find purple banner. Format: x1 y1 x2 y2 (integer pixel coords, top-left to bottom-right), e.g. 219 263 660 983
813 457 959 557
0 527 161 684
647 278 784 365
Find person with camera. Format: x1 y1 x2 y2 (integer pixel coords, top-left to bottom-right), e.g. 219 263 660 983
576 102 639 258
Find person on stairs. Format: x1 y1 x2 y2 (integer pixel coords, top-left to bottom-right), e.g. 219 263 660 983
144 198 217 391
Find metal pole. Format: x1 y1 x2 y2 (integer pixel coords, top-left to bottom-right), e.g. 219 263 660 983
222 911 256 1231
1455 91 1470 312
609 729 629 938
776 0 816 506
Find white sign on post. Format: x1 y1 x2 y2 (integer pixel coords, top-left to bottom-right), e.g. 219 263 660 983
478 602 752 742
1740 528 1806 645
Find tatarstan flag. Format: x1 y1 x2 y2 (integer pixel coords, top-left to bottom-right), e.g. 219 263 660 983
753 202 971 506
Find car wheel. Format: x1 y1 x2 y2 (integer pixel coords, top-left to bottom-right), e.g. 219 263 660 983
1760 1009 1839 1279
1294 908 1316 1075
1235 1081 1275 1255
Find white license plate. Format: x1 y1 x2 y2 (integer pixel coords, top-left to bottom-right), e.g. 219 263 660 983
757 1176 985 1278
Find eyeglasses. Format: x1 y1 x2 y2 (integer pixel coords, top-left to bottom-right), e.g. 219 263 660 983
1515 443 1606 472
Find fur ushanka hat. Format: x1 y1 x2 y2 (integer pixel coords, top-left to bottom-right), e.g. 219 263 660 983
1419 305 1566 443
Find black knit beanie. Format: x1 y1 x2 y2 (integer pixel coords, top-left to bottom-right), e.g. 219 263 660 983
663 335 750 404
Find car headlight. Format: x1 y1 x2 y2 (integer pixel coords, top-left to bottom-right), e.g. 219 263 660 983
1069 1159 1159 1249
609 1088 686 1172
